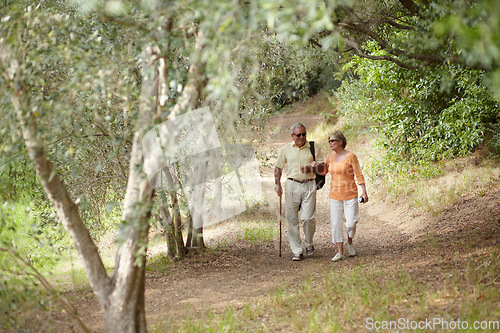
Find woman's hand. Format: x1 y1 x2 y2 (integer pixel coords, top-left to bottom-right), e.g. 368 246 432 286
359 184 369 203
312 162 327 176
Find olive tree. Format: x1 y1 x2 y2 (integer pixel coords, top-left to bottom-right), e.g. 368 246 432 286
0 0 287 331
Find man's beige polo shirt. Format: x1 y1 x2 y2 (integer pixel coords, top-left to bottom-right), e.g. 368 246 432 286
276 141 324 181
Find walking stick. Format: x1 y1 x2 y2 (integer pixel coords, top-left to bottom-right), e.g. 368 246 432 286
279 193 282 257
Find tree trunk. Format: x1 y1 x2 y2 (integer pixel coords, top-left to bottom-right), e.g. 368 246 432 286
191 227 206 248
188 152 209 249
186 212 193 247
157 194 176 260
7 59 111 311
170 189 188 257
158 166 187 259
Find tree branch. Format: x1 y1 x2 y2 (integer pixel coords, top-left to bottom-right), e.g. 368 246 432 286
399 0 420 15
330 7 492 71
380 17 414 30
98 12 149 33
170 30 207 116
342 37 417 69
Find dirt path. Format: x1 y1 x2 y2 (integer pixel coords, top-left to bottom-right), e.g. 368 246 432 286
65 108 499 332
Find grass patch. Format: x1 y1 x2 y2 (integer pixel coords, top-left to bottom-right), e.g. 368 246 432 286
237 220 278 243
154 252 500 332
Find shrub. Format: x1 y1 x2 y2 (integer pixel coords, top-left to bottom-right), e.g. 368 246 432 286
335 55 499 161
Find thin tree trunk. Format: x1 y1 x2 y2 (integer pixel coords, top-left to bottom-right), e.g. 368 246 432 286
189 154 209 249
157 195 176 259
157 170 176 259
7 42 156 333
170 189 188 257
186 212 193 247
91 42 159 332
191 227 206 248
160 166 187 258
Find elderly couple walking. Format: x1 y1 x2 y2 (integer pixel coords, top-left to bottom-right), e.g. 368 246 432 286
274 122 369 262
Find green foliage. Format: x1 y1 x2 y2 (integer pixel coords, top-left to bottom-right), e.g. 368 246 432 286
487 124 500 158
432 0 500 99
0 0 141 240
252 36 340 110
0 200 66 331
0 201 68 270
336 53 499 161
0 268 49 331
0 148 43 202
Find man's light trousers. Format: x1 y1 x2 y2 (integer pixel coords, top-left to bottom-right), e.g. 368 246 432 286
285 179 316 256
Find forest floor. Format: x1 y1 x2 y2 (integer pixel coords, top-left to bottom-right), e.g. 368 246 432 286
36 96 499 332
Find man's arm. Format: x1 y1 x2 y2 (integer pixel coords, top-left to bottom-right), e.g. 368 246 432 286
274 166 283 196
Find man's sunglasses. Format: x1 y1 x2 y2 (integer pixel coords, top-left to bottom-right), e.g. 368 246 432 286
293 133 306 137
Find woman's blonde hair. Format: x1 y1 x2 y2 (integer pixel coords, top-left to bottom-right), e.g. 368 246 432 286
329 130 347 148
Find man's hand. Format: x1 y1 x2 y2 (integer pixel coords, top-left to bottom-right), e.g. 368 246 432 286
300 165 312 173
275 183 282 196
274 167 283 196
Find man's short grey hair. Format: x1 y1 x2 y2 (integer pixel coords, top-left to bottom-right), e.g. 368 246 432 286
290 123 306 134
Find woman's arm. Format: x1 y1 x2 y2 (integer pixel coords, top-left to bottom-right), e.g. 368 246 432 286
351 154 368 202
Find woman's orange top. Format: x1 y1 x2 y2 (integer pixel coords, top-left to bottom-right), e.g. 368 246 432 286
325 151 365 201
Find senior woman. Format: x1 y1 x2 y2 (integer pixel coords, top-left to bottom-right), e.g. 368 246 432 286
312 130 368 262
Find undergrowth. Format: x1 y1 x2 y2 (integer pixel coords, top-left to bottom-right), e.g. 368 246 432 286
152 251 499 332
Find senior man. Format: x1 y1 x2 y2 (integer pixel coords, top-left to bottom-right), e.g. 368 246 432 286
275 123 324 261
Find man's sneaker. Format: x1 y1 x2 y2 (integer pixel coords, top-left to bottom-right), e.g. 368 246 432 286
306 246 315 257
331 253 345 262
347 244 356 257
292 254 304 261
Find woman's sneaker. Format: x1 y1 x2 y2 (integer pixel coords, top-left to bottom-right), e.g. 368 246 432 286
331 253 345 262
347 244 356 257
